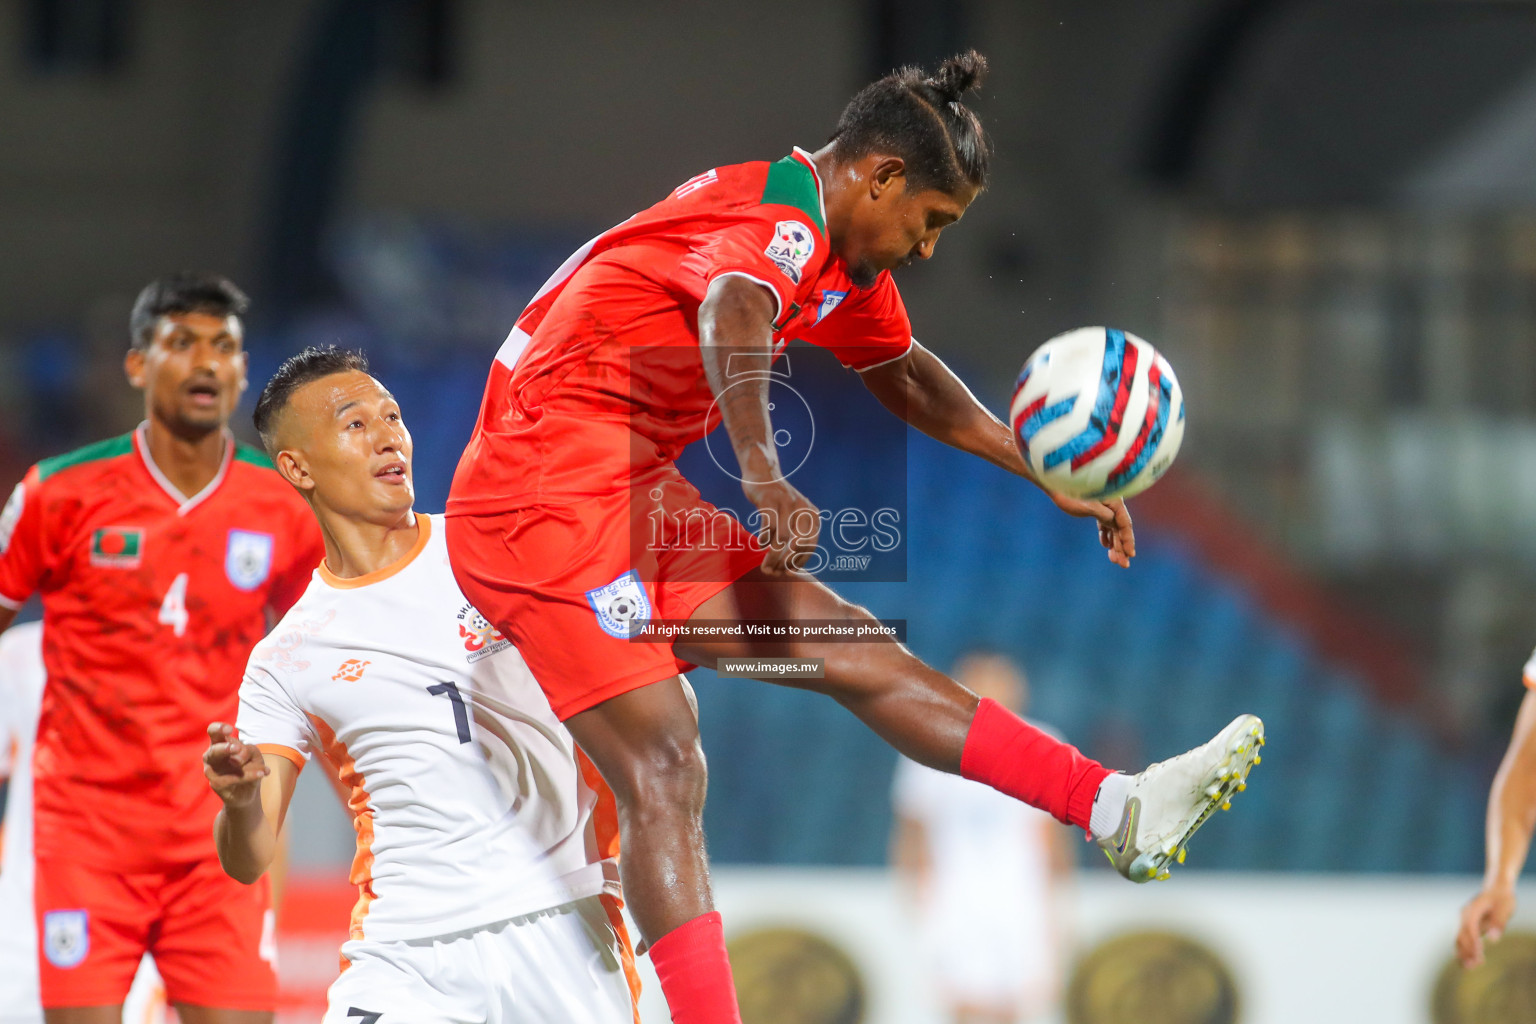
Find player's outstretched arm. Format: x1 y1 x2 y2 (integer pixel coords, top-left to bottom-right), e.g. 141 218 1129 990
204 722 298 885
699 274 820 574
1460 689 1536 967
859 342 1135 567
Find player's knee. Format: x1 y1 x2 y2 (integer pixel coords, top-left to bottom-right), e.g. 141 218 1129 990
613 736 708 819
798 599 891 691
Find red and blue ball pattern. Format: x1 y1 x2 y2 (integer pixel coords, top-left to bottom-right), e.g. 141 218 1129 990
1010 327 1185 501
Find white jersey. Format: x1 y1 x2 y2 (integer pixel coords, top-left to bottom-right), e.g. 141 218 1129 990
237 514 618 945
0 622 46 1024
893 751 1062 1008
0 623 165 1024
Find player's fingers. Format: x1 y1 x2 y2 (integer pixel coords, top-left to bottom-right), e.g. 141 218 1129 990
1458 902 1494 966
1112 500 1136 558
790 526 818 562
760 542 790 577
1084 499 1116 525
1115 527 1135 567
207 721 234 744
1458 928 1483 968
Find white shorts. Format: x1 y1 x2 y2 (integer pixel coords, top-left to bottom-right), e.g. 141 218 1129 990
323 896 635 1024
922 908 1056 1012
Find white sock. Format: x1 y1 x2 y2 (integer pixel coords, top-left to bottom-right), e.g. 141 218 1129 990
1089 772 1133 839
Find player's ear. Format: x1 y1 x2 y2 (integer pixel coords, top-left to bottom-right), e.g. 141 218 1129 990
236 351 249 393
869 156 906 200
123 347 146 390
273 449 314 493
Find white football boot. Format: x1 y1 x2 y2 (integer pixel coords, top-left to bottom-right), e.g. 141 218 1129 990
1094 714 1265 882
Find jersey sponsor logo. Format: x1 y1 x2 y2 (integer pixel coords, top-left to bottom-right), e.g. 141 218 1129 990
332 659 371 682
456 603 511 663
766 220 815 284
673 168 718 199
0 482 22 554
585 569 651 639
225 529 274 591
89 526 144 568
815 289 848 323
43 909 89 968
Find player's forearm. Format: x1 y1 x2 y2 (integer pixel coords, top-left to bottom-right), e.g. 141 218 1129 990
877 344 1030 479
699 277 782 483
0 607 16 635
213 798 278 885
1484 692 1536 890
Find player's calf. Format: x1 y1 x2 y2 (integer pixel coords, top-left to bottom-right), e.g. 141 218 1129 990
562 680 742 1023
562 679 713 945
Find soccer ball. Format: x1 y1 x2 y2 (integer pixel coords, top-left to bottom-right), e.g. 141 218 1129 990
1009 326 1185 501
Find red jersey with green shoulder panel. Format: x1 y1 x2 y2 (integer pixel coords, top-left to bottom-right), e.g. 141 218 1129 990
448 147 914 514
0 426 325 870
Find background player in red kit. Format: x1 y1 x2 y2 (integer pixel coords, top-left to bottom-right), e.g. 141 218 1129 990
448 54 1262 1022
0 274 325 1024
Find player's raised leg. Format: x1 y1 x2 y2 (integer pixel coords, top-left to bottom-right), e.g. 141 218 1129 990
677 568 1263 882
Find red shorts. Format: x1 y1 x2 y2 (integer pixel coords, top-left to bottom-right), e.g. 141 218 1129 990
34 856 275 1010
447 461 765 720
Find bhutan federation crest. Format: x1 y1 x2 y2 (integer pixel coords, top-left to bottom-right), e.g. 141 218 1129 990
457 603 511 663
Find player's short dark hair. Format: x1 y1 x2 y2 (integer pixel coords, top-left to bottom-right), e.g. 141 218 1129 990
253 345 371 454
829 50 991 196
129 272 250 350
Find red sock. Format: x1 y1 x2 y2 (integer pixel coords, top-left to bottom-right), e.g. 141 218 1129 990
649 911 742 1024
960 697 1110 830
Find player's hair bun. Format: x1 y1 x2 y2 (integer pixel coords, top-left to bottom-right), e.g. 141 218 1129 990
929 50 988 103
829 49 992 192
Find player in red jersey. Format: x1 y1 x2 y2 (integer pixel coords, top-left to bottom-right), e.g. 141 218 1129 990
448 53 1262 1022
0 274 325 1024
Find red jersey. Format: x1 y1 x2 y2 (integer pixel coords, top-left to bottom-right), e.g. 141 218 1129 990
448 147 913 514
0 426 325 871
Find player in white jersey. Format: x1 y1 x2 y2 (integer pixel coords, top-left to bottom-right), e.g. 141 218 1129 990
0 623 167 1024
203 346 637 1024
892 653 1072 1024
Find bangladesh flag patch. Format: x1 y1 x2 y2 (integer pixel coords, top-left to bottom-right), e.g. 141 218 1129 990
90 526 144 568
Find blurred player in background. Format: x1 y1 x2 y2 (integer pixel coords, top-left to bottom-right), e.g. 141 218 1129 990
448 50 1262 1022
0 274 325 1024
0 622 167 1024
205 347 636 1023
1457 643 1536 967
892 652 1072 1024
